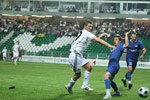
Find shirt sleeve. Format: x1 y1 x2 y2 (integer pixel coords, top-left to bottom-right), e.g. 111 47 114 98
86 31 96 41
139 41 145 50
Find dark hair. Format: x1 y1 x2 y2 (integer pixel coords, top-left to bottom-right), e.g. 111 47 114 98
83 21 92 27
131 31 137 36
114 34 122 41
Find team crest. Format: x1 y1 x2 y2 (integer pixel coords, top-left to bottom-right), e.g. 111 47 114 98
135 45 138 48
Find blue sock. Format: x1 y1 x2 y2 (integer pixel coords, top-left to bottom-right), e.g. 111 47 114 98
127 72 131 81
111 81 118 91
105 79 111 89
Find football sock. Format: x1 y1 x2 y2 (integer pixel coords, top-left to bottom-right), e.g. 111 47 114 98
82 70 90 86
128 81 131 84
67 78 75 88
111 81 118 92
105 79 111 89
123 77 126 80
127 72 131 81
105 79 111 96
14 59 17 64
106 89 111 96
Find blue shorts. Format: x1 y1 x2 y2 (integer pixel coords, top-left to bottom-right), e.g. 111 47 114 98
126 58 137 72
106 61 120 77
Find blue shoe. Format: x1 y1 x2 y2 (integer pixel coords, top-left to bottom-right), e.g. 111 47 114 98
121 79 127 87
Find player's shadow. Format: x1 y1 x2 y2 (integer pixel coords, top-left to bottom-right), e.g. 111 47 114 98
47 91 105 100
119 87 130 92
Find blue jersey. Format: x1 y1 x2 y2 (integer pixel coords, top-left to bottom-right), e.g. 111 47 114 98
109 43 124 63
126 40 144 60
107 43 124 76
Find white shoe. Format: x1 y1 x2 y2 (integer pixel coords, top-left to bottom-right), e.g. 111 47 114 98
65 85 73 94
81 85 94 91
103 95 112 99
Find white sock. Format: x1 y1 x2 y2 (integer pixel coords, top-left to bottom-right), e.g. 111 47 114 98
67 78 75 88
128 81 131 84
106 89 111 96
82 70 90 86
14 59 17 64
123 77 126 80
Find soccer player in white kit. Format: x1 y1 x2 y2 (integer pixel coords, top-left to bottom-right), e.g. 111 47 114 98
2 47 7 61
12 41 20 64
65 21 115 94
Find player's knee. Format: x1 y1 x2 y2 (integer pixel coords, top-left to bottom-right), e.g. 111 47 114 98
87 66 92 72
128 67 132 72
77 74 81 79
104 73 109 80
83 63 92 72
75 73 81 78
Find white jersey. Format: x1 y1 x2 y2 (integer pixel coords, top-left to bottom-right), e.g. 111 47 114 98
2 49 7 54
13 44 20 53
70 29 96 55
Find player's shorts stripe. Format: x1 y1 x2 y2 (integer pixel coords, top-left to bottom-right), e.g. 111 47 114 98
73 54 77 72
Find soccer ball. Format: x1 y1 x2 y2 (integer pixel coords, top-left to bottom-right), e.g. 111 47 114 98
138 87 149 98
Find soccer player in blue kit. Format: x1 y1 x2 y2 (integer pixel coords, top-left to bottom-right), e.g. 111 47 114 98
103 32 130 99
122 32 146 90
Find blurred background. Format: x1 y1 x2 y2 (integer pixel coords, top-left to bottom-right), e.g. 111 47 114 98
0 0 150 62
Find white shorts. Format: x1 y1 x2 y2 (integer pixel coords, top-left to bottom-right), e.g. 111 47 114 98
68 52 89 73
13 51 19 58
3 53 6 58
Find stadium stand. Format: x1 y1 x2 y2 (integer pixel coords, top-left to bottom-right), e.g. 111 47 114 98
0 17 150 60
0 31 149 60
0 33 7 41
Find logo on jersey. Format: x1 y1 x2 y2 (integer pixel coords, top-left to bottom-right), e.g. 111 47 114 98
135 45 138 48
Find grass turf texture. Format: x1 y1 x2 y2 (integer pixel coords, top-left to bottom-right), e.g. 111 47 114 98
0 61 150 100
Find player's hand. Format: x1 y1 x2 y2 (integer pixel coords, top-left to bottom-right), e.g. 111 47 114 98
99 33 110 39
125 31 130 35
101 33 108 37
140 55 144 61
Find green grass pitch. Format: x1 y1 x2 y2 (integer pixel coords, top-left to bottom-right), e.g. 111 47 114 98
0 61 150 100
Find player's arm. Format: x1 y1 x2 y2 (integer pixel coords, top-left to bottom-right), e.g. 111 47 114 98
140 48 146 60
123 31 130 48
93 37 115 49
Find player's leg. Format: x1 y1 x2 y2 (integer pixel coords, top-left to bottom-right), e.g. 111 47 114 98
126 66 132 89
128 61 137 89
110 67 122 96
111 77 122 96
13 52 16 64
81 62 93 91
14 52 19 64
104 63 121 99
65 52 81 94
14 56 18 64
103 72 112 99
65 73 81 94
3 54 6 61
122 59 132 87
